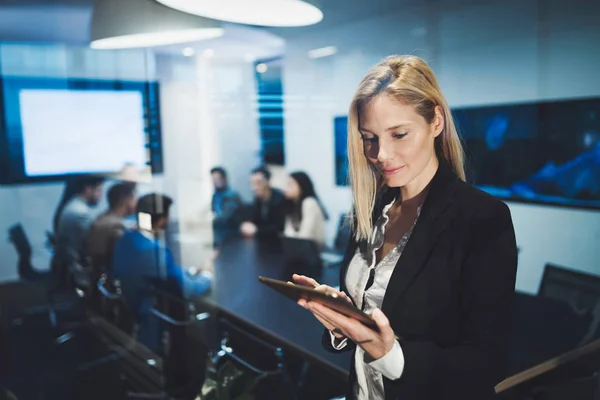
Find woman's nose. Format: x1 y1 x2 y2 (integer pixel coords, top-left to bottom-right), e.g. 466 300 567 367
377 142 391 163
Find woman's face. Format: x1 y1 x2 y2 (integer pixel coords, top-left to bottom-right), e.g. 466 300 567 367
285 177 301 200
359 94 443 189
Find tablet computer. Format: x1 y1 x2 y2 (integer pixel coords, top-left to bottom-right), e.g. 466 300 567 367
258 276 378 330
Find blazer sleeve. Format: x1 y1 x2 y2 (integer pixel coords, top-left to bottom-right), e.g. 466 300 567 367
387 202 518 397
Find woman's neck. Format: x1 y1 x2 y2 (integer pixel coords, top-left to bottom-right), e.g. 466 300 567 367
400 156 439 201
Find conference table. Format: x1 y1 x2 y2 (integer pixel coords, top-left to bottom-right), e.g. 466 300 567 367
169 233 596 388
186 237 352 380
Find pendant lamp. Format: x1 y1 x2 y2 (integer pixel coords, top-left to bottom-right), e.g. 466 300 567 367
90 0 224 50
155 0 323 27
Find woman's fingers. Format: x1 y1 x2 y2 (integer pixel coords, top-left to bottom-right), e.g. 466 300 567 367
339 291 352 303
371 308 395 342
298 299 348 333
292 275 351 303
292 274 319 288
307 301 354 332
307 305 343 332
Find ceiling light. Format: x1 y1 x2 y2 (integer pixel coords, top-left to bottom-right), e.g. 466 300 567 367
182 47 195 56
308 45 337 59
156 0 323 27
202 48 215 58
256 63 268 73
90 0 224 50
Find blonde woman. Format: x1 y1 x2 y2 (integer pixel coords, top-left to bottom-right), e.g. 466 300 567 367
294 55 517 400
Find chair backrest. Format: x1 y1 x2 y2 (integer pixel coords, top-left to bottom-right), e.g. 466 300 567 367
539 264 600 313
280 236 322 271
333 213 351 253
8 224 32 259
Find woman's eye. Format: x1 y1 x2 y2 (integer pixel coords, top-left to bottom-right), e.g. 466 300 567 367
361 135 377 143
393 133 408 139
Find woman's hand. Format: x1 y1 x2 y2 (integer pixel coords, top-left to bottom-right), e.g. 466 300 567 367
293 274 396 360
292 274 351 339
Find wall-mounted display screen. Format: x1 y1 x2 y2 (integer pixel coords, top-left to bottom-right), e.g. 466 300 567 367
334 97 600 210
0 77 163 184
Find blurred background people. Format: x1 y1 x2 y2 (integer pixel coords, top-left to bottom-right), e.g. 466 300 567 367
52 175 105 287
210 166 243 248
112 193 212 353
87 181 137 275
283 171 328 249
240 166 286 239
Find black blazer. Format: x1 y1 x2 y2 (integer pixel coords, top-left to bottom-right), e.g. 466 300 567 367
322 162 518 400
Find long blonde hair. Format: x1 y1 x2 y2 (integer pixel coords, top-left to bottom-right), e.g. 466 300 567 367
348 55 465 241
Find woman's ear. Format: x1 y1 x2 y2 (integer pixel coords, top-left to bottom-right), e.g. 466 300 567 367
432 105 444 137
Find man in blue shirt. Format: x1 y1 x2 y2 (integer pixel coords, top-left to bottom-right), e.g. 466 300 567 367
210 167 243 248
112 193 212 354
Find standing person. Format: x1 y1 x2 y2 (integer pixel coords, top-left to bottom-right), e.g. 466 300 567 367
294 55 518 400
283 171 328 249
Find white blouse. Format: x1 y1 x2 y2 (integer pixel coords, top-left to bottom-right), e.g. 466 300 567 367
284 197 326 248
330 199 422 400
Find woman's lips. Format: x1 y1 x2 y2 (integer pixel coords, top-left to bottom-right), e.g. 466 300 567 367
382 166 404 176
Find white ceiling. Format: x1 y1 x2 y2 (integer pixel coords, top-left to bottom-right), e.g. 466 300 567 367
0 0 458 43
0 0 567 50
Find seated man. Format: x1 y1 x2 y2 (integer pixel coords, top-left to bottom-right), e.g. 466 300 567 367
54 175 104 287
240 166 286 239
112 193 212 354
210 166 243 248
87 181 137 274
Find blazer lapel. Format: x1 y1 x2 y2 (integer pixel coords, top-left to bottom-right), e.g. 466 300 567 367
381 163 459 316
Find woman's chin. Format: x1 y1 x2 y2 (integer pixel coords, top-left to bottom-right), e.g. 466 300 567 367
383 176 407 188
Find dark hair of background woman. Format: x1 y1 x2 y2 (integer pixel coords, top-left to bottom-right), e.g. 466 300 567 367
287 172 329 229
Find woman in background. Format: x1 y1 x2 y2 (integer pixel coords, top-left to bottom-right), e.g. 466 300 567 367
284 172 328 249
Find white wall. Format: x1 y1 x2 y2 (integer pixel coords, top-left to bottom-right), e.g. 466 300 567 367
155 54 261 266
281 0 600 294
0 43 263 280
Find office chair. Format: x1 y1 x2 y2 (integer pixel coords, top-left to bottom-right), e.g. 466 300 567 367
539 264 600 346
8 224 49 282
8 224 58 324
7 224 84 343
97 274 211 399
332 213 351 254
206 318 295 400
539 264 600 314
319 213 351 270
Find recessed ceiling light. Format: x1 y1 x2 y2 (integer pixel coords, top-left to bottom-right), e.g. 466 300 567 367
256 63 268 73
182 47 195 56
156 0 323 27
203 48 215 57
308 45 337 59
